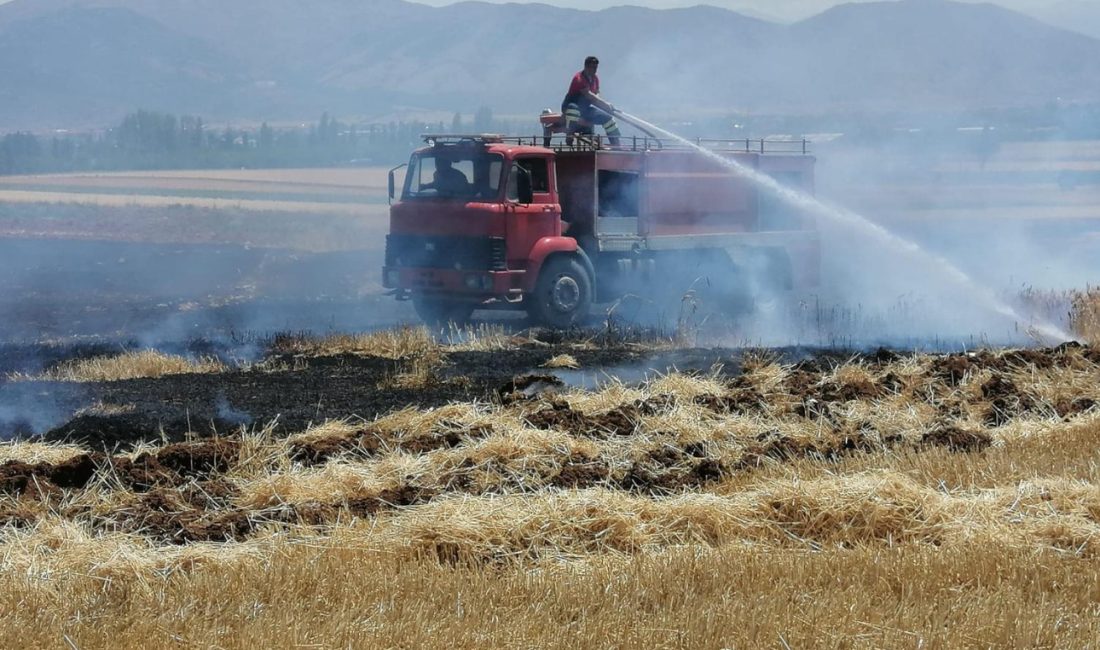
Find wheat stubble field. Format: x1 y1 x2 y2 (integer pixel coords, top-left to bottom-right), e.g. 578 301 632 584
0 164 1099 648
3 327 1100 648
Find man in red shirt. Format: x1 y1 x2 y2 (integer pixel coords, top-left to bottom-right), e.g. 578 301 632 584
562 55 622 146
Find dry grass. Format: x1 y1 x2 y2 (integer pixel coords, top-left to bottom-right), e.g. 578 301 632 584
542 353 581 369
0 509 1094 649
4 423 1100 647
271 324 523 360
3 342 1100 646
272 326 439 359
1012 285 1100 345
9 350 226 382
0 539 1097 648
1071 288 1100 344
218 468 1100 557
444 323 519 351
0 440 88 465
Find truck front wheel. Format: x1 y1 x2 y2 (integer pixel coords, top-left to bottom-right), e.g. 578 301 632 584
528 256 593 328
413 296 475 329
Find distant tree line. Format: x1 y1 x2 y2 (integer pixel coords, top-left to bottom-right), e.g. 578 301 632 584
6 102 1100 176
0 106 518 175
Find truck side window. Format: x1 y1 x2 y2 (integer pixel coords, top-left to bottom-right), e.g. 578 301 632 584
516 158 549 193
414 156 437 193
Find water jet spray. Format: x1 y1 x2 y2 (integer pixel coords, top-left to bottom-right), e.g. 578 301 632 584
612 110 1072 345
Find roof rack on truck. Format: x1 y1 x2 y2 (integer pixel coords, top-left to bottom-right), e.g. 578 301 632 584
421 134 504 145
418 133 811 155
493 134 812 155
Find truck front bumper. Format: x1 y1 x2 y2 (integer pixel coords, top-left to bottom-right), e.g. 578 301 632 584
382 267 526 298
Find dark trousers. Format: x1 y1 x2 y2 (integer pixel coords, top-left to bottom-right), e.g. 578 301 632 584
561 99 621 143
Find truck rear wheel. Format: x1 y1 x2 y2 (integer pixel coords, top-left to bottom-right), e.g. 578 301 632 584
528 256 593 328
413 296 475 329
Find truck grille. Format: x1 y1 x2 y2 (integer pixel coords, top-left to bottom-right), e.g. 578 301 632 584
385 235 507 271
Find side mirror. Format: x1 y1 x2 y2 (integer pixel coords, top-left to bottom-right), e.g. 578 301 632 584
387 163 407 205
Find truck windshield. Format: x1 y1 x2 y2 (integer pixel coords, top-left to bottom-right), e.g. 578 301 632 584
403 151 504 200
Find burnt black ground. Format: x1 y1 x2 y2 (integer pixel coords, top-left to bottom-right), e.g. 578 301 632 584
0 236 404 442
0 237 760 446
2 339 884 448
0 237 1074 448
0 235 898 446
22 346 731 447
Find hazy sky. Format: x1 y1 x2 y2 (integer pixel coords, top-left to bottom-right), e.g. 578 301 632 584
410 0 1063 23
0 0 1069 23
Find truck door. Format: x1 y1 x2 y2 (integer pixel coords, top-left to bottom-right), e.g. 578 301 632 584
505 156 561 265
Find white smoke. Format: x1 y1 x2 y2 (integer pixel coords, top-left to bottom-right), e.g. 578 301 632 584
610 111 1075 348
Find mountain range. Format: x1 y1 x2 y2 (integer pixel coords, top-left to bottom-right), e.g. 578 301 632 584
1035 0 1100 39
2 0 1100 129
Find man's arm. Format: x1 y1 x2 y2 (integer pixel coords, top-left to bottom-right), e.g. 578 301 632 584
584 90 615 115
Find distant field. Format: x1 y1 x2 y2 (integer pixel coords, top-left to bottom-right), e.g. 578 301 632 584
1 154 1098 258
840 186 1100 223
4 151 1100 224
0 168 393 251
941 139 1100 173
0 167 392 215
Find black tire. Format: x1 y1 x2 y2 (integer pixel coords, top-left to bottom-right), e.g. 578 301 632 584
528 256 593 328
413 296 475 329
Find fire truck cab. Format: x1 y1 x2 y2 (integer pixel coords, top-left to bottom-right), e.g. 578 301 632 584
383 133 818 327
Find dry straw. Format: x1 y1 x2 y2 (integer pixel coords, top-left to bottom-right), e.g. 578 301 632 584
2 337 1100 647
9 350 225 382
542 354 581 369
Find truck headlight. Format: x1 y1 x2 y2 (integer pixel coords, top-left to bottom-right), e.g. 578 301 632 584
384 269 400 286
464 274 480 289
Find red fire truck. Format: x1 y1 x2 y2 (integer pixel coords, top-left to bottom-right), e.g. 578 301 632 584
383 132 818 327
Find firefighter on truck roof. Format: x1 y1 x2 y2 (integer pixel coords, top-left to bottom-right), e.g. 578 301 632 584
562 55 622 146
